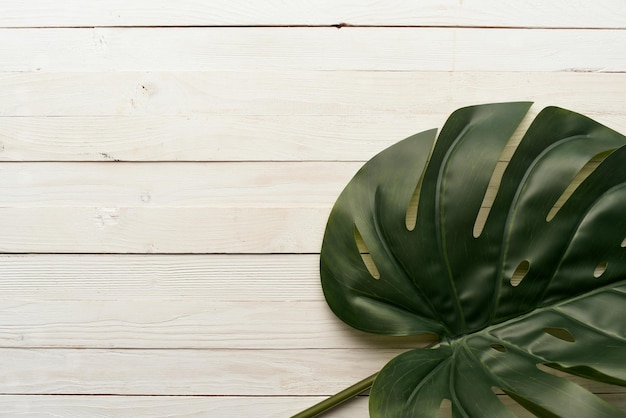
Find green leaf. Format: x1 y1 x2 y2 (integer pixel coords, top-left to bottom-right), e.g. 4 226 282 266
320 102 626 417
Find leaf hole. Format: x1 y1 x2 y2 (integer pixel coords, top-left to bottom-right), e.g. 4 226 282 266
546 151 612 222
405 185 420 231
437 399 451 418
594 260 608 278
473 114 532 238
536 363 554 374
490 343 507 353
622 236 626 248
542 327 575 343
510 260 530 287
405 161 429 231
473 162 506 238
354 226 380 280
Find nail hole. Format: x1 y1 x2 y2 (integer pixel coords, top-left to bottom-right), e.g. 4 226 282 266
437 399 451 418
542 327 575 343
490 343 507 353
510 260 530 287
547 151 612 222
594 260 608 278
354 226 380 280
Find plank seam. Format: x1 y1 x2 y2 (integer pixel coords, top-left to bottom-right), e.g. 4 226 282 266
1 25 625 30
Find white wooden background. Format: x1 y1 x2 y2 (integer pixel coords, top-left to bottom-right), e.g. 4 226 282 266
1 1 626 417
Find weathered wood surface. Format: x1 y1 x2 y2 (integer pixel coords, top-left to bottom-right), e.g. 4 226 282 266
1 28 625 72
0 348 620 396
1 394 623 417
2 72 626 117
0 0 624 28
0 158 612 253
1 2 625 417
0 395 369 418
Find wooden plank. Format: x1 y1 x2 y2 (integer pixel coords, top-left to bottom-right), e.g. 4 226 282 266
0 155 613 253
0 115 446 162
1 27 625 72
0 162 358 207
0 254 322 301
0 395 371 418
0 158 614 206
0 0 624 28
0 348 623 397
0 348 400 395
1 113 626 162
0 299 435 349
0 200 523 254
1 394 624 417
1 71 625 117
0 207 328 253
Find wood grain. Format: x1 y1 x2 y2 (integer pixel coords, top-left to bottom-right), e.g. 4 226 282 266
0 348 400 396
0 206 328 253
1 113 626 162
0 0 624 28
0 299 435 349
0 395 369 418
0 158 612 253
0 348 622 397
0 159 610 206
2 71 625 117
1 1 625 414
0 162 358 207
1 394 623 417
0 114 444 161
0 254 322 301
1 27 625 72
0 254 322 300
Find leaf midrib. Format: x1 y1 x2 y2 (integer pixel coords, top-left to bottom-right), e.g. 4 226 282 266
474 278 626 343
436 123 474 333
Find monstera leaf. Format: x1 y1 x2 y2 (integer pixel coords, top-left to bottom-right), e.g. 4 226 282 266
320 103 626 417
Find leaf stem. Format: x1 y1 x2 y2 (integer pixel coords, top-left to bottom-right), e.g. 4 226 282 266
291 372 378 418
